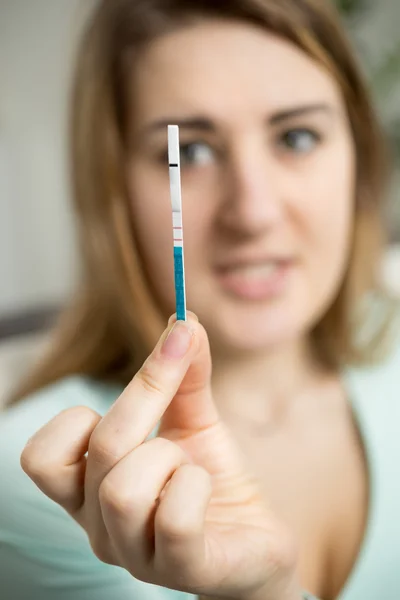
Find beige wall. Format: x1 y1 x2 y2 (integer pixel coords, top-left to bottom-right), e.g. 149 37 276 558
0 1 95 315
0 0 399 318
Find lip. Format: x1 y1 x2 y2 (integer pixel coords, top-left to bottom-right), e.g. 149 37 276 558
214 258 295 301
214 254 295 272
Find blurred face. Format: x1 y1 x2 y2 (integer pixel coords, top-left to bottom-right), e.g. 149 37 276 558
126 20 355 354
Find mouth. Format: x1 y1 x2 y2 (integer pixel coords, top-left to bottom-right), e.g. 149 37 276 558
214 258 294 300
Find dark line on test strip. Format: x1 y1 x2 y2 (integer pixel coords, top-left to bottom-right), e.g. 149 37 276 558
169 163 179 167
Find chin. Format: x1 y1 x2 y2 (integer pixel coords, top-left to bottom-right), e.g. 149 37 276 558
202 298 313 355
188 271 336 355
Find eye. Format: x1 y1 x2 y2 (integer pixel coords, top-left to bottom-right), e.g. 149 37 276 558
278 128 321 154
179 142 215 167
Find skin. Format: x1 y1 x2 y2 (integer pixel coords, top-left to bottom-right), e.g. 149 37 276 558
126 23 367 596
22 315 303 600
21 19 369 600
127 20 355 359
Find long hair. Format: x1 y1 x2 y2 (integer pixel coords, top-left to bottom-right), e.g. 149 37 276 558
10 0 396 404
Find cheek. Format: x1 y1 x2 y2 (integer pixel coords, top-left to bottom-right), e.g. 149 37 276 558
301 145 355 288
128 168 176 305
127 165 215 313
303 142 354 240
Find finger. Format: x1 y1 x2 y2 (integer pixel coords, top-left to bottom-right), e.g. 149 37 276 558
168 310 199 325
154 463 212 589
158 319 219 436
84 314 204 547
88 313 199 463
98 437 192 578
20 406 101 518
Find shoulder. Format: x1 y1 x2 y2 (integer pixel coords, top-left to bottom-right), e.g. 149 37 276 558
0 376 122 453
343 317 400 468
0 378 133 599
0 375 122 524
0 376 118 544
345 315 400 403
0 375 124 511
0 377 193 599
337 316 400 599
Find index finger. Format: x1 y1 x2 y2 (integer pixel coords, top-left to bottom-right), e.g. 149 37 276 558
83 314 200 543
91 317 199 457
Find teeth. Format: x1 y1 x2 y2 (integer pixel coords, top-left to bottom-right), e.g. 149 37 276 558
227 263 278 278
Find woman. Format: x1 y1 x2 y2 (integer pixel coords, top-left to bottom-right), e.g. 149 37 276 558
0 0 399 599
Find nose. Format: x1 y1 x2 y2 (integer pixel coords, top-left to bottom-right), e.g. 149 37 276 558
217 140 284 236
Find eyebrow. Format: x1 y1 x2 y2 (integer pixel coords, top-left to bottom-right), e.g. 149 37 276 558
269 103 333 125
141 103 334 135
142 117 214 135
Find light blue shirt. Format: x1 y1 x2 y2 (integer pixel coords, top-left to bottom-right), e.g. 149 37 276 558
0 341 399 600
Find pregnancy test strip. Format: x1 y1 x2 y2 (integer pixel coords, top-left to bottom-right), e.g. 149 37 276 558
168 125 187 321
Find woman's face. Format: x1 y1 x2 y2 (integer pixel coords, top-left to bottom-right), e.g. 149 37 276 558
126 20 355 354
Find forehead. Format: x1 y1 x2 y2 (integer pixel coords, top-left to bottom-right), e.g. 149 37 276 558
130 19 343 124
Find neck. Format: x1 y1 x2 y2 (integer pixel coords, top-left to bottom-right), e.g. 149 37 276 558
210 336 328 427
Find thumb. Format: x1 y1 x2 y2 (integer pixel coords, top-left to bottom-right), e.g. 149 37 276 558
158 312 220 435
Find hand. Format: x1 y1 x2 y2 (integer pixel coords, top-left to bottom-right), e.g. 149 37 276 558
21 313 301 600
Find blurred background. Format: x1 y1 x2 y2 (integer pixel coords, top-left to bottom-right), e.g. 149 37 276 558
0 0 399 402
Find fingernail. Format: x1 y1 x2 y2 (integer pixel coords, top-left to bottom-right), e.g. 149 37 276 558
168 313 178 326
161 322 194 359
168 311 199 326
187 311 199 323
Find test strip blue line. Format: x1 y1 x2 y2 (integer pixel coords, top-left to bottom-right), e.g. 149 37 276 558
173 246 186 321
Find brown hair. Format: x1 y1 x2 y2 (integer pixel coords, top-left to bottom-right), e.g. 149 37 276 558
10 0 396 404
